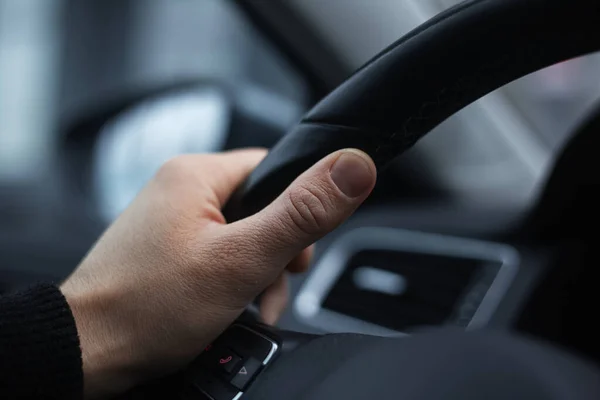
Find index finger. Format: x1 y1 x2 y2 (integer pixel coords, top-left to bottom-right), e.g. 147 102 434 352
205 148 267 207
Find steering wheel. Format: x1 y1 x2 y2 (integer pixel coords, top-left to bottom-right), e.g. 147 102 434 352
174 0 600 399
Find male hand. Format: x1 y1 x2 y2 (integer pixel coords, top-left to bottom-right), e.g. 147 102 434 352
60 148 376 398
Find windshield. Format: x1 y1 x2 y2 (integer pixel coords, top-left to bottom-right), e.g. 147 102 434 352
287 0 600 207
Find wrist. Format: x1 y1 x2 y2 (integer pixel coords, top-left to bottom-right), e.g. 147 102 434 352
61 283 137 399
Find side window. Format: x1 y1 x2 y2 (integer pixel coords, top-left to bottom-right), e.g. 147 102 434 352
0 0 310 186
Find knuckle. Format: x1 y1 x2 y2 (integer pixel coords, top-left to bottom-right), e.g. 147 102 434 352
156 155 192 182
285 184 333 235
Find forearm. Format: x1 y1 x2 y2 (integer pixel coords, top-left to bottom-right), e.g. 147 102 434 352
0 284 83 399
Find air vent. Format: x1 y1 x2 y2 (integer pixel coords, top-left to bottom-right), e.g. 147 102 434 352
295 228 519 336
322 250 500 331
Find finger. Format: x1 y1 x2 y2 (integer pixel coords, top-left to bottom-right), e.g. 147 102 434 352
286 246 314 274
259 273 289 325
157 148 267 208
227 149 376 269
205 148 267 206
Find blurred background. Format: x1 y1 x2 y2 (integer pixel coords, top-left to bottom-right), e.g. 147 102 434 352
0 0 599 329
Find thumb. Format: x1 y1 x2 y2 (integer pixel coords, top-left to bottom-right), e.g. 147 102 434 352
228 149 376 267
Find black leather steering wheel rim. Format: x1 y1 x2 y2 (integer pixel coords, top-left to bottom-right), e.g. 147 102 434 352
224 0 600 221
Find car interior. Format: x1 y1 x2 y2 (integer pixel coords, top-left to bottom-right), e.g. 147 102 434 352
1 0 600 399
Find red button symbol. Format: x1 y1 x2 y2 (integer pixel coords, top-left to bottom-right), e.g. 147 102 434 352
204 344 212 352
219 356 233 364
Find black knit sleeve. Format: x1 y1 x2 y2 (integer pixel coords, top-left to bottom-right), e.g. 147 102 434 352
0 284 83 399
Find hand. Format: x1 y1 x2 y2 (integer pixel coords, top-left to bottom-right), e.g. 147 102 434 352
60 148 376 398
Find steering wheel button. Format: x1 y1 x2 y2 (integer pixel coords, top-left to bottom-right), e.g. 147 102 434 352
212 348 241 374
230 357 262 391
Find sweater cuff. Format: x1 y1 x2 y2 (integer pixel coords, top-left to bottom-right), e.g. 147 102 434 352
0 283 83 399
